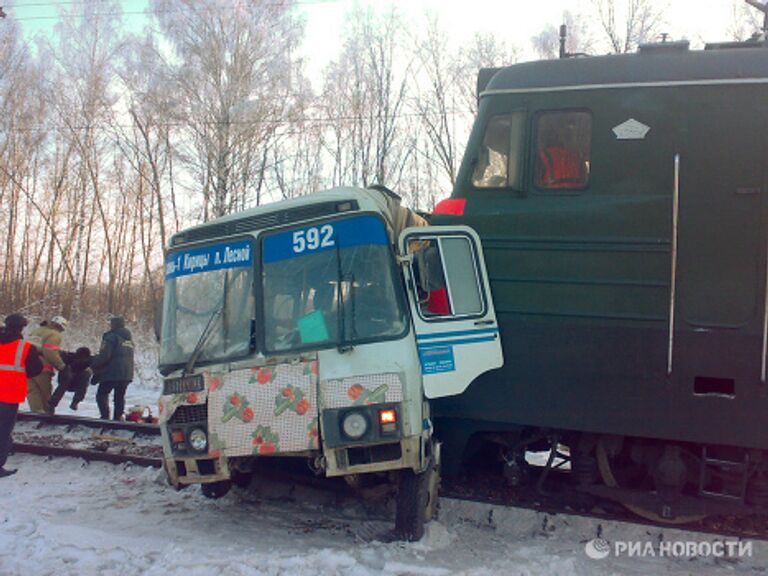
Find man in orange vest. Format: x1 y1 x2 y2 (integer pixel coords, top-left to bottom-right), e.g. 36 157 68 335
0 313 42 477
537 146 586 189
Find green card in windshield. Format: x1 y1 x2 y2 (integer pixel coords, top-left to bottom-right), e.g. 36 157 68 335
298 310 330 344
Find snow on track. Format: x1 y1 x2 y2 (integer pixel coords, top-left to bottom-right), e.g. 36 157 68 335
1 453 766 576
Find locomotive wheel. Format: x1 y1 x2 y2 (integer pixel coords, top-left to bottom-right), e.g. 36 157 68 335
596 439 705 525
201 479 232 499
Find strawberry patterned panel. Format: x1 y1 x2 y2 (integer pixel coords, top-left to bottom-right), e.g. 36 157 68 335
320 373 403 410
208 361 319 457
158 388 209 425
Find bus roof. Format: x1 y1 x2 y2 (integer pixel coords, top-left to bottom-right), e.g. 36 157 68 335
169 186 426 248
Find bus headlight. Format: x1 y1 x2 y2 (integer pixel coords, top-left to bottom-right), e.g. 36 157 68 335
341 412 368 440
189 428 208 452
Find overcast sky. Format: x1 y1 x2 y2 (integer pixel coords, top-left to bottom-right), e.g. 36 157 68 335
299 0 743 57
5 0 754 81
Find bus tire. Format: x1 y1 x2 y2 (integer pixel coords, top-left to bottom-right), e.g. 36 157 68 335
395 467 428 541
201 480 232 499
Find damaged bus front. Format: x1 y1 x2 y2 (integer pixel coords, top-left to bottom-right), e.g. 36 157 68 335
157 186 502 540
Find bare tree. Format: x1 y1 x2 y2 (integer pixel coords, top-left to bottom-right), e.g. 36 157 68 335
0 18 54 311
730 0 766 40
412 14 462 188
455 33 520 118
40 0 125 314
531 10 595 60
591 0 667 53
320 5 411 190
151 0 305 219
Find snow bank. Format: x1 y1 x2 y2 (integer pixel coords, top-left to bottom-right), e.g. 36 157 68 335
5 317 766 575
1 454 765 576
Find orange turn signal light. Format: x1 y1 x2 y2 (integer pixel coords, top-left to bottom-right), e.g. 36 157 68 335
171 430 185 443
379 409 397 425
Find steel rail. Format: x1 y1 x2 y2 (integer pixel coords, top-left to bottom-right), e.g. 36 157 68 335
16 411 160 435
12 442 162 468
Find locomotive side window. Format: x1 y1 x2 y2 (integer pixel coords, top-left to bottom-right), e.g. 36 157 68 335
472 111 525 189
408 236 484 320
534 111 591 190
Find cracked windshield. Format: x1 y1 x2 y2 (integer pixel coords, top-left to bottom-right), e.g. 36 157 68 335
161 239 254 368
262 215 406 352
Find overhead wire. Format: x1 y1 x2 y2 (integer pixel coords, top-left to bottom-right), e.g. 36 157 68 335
1 107 473 134
4 0 345 21
1 0 473 137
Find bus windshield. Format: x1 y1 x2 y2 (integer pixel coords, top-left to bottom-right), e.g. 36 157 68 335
261 214 407 353
160 239 255 371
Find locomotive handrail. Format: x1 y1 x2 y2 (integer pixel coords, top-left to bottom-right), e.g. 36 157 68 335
668 153 680 375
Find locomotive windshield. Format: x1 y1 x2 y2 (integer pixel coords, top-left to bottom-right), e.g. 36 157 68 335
261 214 407 353
472 111 526 189
160 239 255 372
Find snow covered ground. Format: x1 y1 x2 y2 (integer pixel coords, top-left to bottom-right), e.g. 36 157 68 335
5 317 767 574
1 451 766 575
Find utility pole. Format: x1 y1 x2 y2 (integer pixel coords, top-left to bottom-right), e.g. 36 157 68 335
559 25 567 59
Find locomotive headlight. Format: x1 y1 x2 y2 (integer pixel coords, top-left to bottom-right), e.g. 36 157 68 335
188 428 208 452
341 412 368 440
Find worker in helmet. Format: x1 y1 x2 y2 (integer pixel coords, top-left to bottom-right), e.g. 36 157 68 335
27 316 68 414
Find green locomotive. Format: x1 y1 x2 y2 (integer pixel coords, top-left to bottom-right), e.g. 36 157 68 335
432 39 768 521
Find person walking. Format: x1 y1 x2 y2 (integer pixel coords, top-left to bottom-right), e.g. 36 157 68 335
27 316 68 413
91 316 134 420
0 314 43 477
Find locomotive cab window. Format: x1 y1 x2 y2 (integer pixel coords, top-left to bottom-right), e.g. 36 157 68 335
472 111 526 189
407 235 484 319
535 111 591 190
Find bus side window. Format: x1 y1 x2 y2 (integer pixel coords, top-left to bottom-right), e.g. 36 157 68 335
472 111 526 189
534 110 591 190
408 236 484 320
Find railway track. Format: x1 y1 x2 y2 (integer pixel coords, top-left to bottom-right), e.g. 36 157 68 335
12 411 768 541
441 473 768 542
12 411 163 468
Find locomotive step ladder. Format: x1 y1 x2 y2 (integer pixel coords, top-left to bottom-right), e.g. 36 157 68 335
698 446 749 501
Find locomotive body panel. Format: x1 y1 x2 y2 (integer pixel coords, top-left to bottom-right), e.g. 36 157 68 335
434 46 768 452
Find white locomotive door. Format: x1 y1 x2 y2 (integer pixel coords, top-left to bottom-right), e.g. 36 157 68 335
399 225 503 398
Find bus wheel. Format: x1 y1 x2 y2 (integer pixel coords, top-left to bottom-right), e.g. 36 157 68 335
201 480 232 499
395 443 440 541
231 471 252 489
395 468 428 541
425 442 441 523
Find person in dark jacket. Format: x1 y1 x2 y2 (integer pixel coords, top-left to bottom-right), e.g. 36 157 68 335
91 316 134 420
0 313 43 477
48 347 93 412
